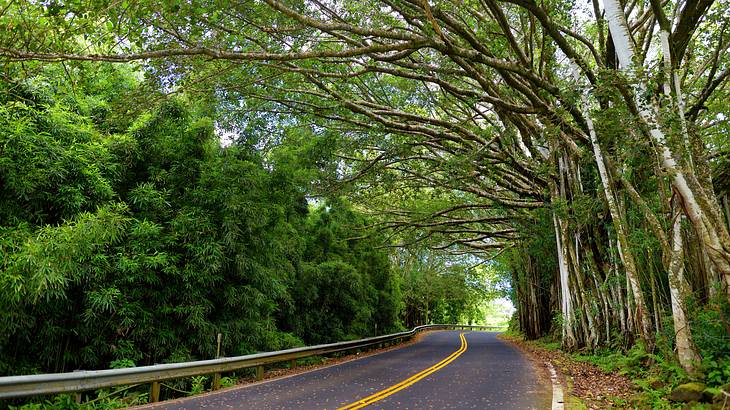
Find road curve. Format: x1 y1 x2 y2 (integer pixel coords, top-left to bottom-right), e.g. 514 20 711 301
143 331 550 409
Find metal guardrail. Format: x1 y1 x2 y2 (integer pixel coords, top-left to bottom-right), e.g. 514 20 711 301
0 324 506 402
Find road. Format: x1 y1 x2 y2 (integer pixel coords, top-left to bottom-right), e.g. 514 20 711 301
145 331 550 409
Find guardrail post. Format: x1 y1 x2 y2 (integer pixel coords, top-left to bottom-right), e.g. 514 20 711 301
290 359 297 369
150 381 161 403
256 365 264 381
212 372 221 390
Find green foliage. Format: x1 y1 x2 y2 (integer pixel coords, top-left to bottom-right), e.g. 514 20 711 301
108 359 135 369
688 294 730 387
574 343 653 377
189 376 208 396
568 299 730 407
394 246 494 328
219 376 237 388
0 61 467 399
282 200 402 343
573 341 694 408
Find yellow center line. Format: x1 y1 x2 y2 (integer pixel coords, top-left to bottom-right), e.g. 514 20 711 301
337 332 469 410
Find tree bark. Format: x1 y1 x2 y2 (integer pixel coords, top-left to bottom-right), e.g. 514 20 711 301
604 0 730 301
570 61 654 347
668 209 702 374
552 197 577 348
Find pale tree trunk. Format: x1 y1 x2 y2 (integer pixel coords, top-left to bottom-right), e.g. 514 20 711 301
612 270 628 337
660 29 720 300
590 256 612 344
570 62 654 346
659 31 692 169
566 155 599 348
552 182 577 348
606 238 624 336
562 218 590 346
650 262 661 334
658 24 703 367
723 195 730 232
604 0 730 300
529 274 539 337
550 147 579 347
669 209 701 374
570 237 599 348
554 211 576 347
625 273 636 336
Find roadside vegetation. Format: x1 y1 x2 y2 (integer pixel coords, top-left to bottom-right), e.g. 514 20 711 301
503 305 730 409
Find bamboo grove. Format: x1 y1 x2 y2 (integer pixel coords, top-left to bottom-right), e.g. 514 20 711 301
1 0 729 381
0 63 492 376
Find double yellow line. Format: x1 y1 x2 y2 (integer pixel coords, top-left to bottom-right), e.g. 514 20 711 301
337 332 469 410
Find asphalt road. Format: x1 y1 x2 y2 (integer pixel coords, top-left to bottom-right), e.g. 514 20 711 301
146 331 550 410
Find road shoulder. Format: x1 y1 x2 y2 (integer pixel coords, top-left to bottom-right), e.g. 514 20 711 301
499 334 638 409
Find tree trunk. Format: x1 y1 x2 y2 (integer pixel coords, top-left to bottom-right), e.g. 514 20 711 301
570 60 654 347
553 204 577 348
604 0 730 301
721 194 730 290
668 209 702 374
